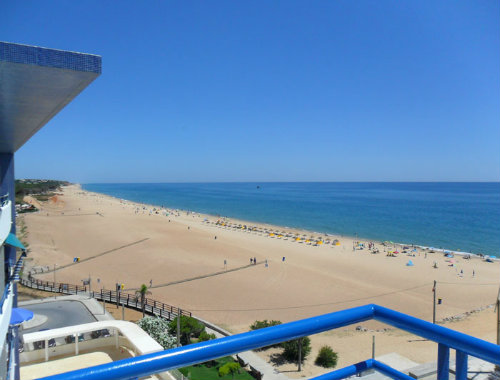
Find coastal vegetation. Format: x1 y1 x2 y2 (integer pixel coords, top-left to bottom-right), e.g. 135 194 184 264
15 179 69 204
179 356 252 380
282 337 311 363
135 284 152 317
315 346 338 368
218 362 242 378
136 317 176 349
168 315 205 345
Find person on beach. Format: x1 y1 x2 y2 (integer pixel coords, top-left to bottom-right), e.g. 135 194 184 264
253 257 257 264
282 256 285 262
250 258 253 264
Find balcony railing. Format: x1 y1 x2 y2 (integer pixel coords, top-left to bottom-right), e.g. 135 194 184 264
36 304 500 380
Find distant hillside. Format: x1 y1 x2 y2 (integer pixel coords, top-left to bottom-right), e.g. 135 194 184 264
15 179 70 204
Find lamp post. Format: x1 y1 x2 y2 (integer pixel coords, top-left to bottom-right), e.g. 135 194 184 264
432 280 437 324
53 264 57 299
495 286 500 373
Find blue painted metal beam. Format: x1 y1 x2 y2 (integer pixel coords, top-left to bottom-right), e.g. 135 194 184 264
373 360 416 380
455 350 468 380
36 304 500 380
302 359 416 380
372 304 500 364
310 359 373 380
437 344 450 380
38 305 375 380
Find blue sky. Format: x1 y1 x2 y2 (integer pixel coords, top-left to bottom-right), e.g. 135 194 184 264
3 1 499 182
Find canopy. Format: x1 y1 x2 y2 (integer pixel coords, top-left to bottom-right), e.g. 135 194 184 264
10 308 33 325
5 233 25 250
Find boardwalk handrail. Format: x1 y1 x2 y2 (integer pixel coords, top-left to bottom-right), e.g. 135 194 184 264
21 275 191 318
36 304 500 380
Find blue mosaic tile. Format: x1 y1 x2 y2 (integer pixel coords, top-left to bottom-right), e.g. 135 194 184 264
0 41 101 74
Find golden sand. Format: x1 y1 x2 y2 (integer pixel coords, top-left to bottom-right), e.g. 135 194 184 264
21 185 499 376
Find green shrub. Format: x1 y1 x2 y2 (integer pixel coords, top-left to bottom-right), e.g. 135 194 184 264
315 345 338 368
198 331 217 342
282 337 311 362
168 315 205 345
218 362 241 378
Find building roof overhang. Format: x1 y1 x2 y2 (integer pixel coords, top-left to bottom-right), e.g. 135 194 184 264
0 42 101 153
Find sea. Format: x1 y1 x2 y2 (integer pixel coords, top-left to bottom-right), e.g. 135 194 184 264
82 182 500 256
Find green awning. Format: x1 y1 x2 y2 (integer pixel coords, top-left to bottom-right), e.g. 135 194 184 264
5 233 25 250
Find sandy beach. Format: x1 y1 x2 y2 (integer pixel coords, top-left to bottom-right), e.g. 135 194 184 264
21 185 499 377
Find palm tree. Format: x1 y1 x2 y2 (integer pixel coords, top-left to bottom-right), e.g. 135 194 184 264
135 284 152 317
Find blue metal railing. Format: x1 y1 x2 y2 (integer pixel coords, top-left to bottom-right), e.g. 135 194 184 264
36 304 500 380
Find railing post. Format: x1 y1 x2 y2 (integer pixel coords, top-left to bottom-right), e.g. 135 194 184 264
455 350 468 380
437 343 450 380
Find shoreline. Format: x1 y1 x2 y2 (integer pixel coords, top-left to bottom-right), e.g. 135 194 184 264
21 184 500 375
78 184 492 260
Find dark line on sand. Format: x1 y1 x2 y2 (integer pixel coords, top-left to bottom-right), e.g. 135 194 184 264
125 261 264 292
43 238 150 273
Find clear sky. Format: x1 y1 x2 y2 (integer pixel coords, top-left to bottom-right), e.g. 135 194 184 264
3 1 499 182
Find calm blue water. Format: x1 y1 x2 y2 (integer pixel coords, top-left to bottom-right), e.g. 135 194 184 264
82 183 500 256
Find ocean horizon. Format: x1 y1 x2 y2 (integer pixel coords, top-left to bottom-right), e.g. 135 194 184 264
82 182 500 256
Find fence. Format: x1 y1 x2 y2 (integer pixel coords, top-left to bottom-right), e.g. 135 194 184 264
21 275 191 319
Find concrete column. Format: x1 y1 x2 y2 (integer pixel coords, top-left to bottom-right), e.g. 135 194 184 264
44 340 48 362
75 335 79 355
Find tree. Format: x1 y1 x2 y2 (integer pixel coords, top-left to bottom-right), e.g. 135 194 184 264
135 284 152 317
282 336 311 363
168 315 206 345
137 316 176 349
315 346 338 368
198 330 216 342
218 362 241 379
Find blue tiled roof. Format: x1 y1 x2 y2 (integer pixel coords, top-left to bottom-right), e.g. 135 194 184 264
0 41 101 74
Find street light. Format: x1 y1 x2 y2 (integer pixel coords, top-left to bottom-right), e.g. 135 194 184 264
53 264 57 299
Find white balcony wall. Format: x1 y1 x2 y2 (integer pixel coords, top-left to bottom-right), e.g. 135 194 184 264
0 200 12 245
0 285 14 352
